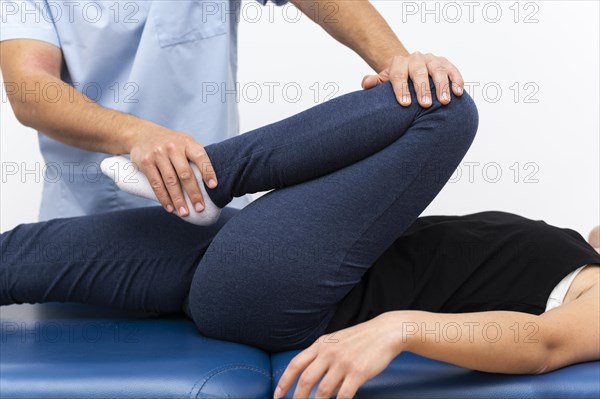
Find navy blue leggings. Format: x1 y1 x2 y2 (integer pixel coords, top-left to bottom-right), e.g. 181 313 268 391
0 81 478 352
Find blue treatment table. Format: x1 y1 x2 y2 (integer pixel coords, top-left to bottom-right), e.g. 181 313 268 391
1 303 598 398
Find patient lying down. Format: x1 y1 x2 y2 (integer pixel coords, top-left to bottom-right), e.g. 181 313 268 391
1 208 598 399
275 214 600 399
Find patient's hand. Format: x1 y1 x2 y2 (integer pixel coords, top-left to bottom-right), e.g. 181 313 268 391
362 52 464 108
274 313 403 399
589 225 600 252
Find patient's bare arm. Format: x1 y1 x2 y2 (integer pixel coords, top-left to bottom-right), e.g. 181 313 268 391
399 284 599 374
589 226 600 251
275 270 600 399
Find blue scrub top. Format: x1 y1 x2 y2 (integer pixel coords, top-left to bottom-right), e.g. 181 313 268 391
1 0 286 220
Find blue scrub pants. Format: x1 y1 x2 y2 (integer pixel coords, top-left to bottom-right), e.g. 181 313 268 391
0 81 478 352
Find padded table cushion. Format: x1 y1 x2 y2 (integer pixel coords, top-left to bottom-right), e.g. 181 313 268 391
3 304 600 398
272 350 600 398
0 303 271 399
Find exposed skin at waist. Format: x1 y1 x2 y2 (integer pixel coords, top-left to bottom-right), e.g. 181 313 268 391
566 226 600 303
565 264 600 304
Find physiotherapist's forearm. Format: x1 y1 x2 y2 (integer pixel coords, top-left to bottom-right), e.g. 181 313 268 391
6 72 150 155
2 39 218 215
387 310 554 374
291 0 408 72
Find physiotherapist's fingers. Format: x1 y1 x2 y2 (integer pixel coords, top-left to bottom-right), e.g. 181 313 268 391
169 148 205 213
361 75 377 89
426 54 451 104
361 72 386 90
155 155 188 217
314 367 344 399
446 60 465 96
274 348 318 399
292 359 330 399
140 160 174 213
187 143 218 190
388 56 412 106
408 52 432 108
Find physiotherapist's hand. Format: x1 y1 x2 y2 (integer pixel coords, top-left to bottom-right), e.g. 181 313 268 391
128 126 217 217
362 52 464 108
274 313 404 399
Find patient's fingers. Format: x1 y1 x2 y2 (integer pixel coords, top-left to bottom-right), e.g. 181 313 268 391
274 346 317 399
292 359 329 399
336 376 363 399
588 225 600 248
314 367 344 399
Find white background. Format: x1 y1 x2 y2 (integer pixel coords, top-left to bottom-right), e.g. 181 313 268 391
1 0 599 238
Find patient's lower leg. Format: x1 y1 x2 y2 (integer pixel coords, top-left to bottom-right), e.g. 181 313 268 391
0 206 237 309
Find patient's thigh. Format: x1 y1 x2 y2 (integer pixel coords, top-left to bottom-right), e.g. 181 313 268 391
187 136 428 351
188 185 347 352
187 90 477 351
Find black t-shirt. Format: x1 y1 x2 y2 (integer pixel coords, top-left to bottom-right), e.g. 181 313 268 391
325 211 600 333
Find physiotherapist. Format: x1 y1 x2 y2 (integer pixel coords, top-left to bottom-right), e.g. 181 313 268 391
0 0 465 220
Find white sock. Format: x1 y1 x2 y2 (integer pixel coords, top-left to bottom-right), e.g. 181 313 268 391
100 155 222 226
